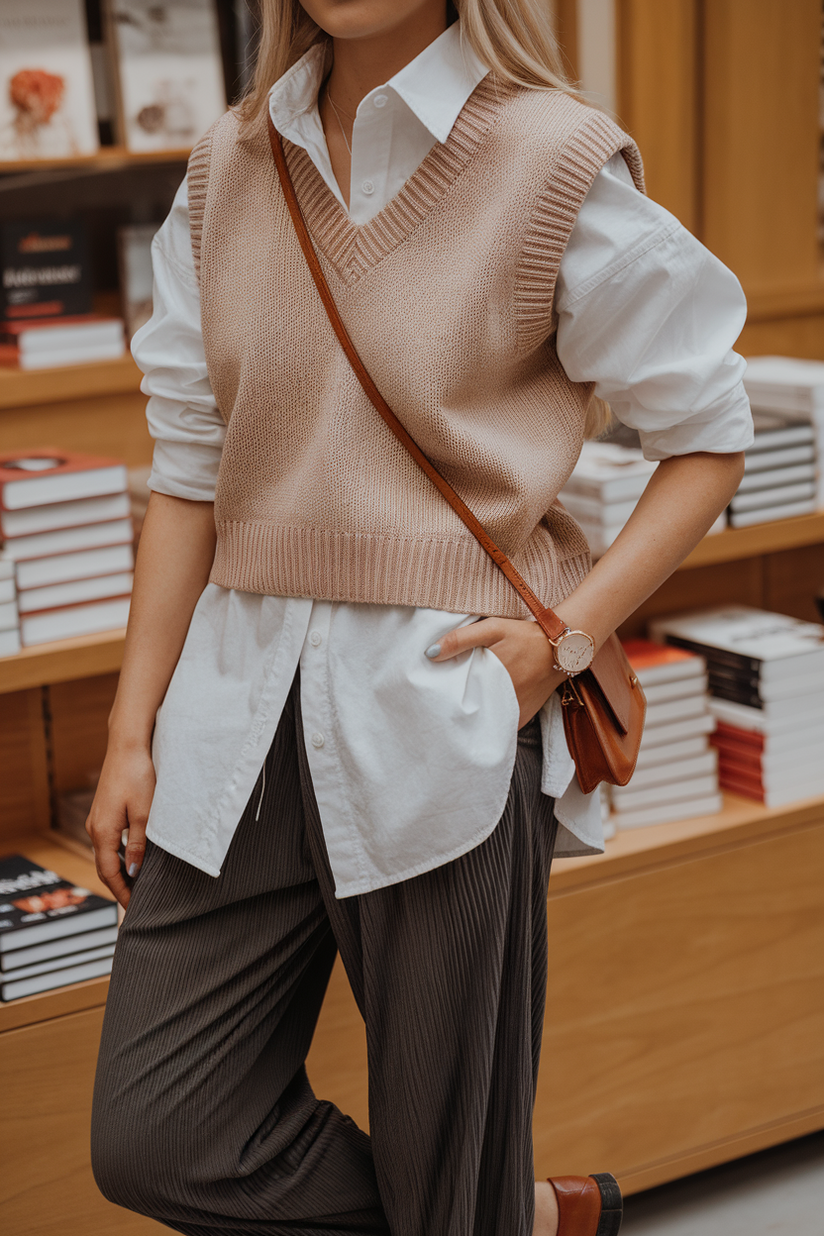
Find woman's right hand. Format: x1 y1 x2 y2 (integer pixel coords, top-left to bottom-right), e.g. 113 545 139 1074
85 744 156 909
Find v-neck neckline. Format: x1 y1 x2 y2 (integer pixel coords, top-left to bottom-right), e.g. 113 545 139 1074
281 75 515 286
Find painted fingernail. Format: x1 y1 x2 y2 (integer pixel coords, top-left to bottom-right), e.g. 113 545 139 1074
128 862 139 878
425 644 441 660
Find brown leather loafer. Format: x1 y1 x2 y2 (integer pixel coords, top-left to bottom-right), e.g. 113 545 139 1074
547 1172 622 1235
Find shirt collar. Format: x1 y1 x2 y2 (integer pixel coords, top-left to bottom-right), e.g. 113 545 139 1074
268 21 489 145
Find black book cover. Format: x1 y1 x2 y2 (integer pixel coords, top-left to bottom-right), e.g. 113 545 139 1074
706 680 764 710
0 854 117 954
707 665 764 698
663 635 763 677
1 220 93 320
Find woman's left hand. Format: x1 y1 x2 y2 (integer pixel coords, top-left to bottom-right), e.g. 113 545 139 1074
426 618 568 729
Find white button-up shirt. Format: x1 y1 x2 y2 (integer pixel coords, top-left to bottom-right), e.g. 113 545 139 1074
139 24 753 897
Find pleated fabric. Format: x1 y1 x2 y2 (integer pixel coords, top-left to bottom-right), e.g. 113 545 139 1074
91 677 557 1236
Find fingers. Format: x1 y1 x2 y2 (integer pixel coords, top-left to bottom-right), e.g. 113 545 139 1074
425 618 503 662
89 812 132 910
123 814 148 882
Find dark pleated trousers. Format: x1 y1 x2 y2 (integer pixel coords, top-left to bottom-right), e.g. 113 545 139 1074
91 676 558 1236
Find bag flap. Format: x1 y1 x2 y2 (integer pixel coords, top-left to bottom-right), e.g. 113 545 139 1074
586 633 634 734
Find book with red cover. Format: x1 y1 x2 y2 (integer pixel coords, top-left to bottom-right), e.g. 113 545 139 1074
622 638 705 686
0 449 128 511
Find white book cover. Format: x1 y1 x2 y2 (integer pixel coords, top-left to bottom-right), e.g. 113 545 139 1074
14 338 126 370
747 412 814 452
0 559 14 580
558 491 639 528
635 735 710 771
2 516 133 562
16 319 125 353
650 606 824 679
0 0 99 162
1 922 118 971
0 598 19 631
6 942 115 982
0 490 130 538
743 354 824 502
743 444 815 473
730 481 815 513
640 675 708 708
633 657 706 690
639 711 716 749
619 749 718 793
712 721 824 757
1 953 113 1001
718 739 824 782
720 771 824 810
0 626 21 657
729 498 817 529
642 694 708 729
15 541 134 590
612 772 718 813
737 462 816 493
107 0 226 153
20 594 130 646
0 577 15 604
709 696 824 734
612 792 723 831
561 441 656 503
18 570 133 614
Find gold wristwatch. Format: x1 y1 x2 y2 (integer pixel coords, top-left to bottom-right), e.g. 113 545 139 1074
547 626 596 676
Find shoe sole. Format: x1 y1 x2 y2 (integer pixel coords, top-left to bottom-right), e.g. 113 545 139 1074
592 1172 623 1235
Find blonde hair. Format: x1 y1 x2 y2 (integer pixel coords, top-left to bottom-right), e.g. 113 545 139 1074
241 0 612 438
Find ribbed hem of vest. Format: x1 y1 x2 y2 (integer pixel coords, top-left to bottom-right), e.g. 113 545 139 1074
210 522 591 616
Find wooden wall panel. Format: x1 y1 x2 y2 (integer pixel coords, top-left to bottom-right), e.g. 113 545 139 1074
0 391 152 469
739 313 824 363
763 544 824 624
0 688 49 840
0 1008 166 1236
616 0 700 230
49 674 119 795
306 955 370 1133
702 0 822 293
554 0 580 81
617 556 764 640
534 818 824 1188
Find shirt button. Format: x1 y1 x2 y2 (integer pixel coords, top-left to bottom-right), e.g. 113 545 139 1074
311 731 325 749
309 631 322 647
373 94 388 108
361 179 375 195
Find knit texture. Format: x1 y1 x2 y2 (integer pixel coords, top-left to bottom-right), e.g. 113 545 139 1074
189 79 643 615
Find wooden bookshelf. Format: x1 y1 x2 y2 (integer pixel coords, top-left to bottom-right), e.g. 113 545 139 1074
0 630 126 696
680 511 824 567
0 355 142 411
0 147 190 177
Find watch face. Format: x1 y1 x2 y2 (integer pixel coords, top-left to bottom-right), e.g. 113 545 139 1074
557 631 595 673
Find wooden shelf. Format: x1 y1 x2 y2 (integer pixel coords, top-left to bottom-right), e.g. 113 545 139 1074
0 354 142 411
0 629 126 696
551 790 824 894
678 510 824 568
0 146 190 176
0 830 114 1034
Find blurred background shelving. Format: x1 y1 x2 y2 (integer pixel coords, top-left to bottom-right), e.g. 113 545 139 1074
1 3 824 1236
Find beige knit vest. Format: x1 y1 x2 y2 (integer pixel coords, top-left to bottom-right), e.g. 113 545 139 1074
188 79 643 616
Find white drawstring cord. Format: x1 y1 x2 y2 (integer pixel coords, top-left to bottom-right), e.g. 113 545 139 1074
255 760 267 821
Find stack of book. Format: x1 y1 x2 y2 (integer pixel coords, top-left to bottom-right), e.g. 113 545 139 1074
743 356 824 508
650 606 824 808
0 449 133 646
560 442 725 557
0 314 126 369
609 640 721 829
729 412 817 528
0 854 118 1002
0 558 19 657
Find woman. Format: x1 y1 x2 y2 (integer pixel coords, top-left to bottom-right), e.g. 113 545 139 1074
88 2 751 1234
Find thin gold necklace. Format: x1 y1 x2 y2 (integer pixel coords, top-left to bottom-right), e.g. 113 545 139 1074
325 86 354 156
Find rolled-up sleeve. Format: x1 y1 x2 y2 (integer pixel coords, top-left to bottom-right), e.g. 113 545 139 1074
132 176 226 502
556 154 754 461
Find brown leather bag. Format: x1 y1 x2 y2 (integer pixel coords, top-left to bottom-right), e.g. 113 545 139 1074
268 120 646 795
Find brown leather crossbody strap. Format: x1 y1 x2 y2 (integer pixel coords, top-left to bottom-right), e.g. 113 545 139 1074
268 118 567 643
